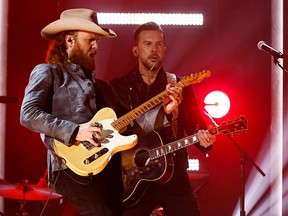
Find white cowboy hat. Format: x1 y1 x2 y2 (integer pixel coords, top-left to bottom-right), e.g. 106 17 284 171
41 8 117 40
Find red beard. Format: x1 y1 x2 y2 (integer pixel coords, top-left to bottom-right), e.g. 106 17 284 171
69 44 95 72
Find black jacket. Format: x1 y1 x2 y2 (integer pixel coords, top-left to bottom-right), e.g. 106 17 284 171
110 68 210 172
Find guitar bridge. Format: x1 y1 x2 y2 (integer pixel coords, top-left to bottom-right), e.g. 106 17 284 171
83 148 109 165
81 141 95 150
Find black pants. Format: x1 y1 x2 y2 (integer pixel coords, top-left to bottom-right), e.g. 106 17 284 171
52 167 123 216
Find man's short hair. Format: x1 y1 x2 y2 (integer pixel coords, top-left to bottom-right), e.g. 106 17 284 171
133 22 165 44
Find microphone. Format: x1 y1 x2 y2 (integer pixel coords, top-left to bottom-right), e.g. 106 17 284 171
257 41 284 59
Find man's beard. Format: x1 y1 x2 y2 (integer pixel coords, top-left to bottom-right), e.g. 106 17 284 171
69 44 95 72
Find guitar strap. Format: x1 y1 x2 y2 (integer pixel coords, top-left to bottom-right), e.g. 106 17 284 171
166 72 178 139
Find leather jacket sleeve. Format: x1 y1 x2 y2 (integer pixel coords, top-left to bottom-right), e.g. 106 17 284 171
20 64 87 147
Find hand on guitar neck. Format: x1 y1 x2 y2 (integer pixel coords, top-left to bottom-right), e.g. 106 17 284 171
197 126 216 149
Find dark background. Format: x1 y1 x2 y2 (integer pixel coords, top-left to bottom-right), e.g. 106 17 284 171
2 0 287 215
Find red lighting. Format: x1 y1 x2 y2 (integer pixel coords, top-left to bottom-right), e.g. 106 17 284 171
204 91 230 118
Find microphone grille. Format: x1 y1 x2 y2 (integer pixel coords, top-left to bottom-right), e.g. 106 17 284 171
257 41 265 50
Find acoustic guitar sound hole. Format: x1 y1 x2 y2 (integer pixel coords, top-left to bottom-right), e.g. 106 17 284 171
134 149 150 167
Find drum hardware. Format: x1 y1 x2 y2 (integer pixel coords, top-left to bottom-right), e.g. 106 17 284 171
0 179 61 216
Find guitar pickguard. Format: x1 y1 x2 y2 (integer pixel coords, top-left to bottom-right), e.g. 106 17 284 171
122 128 174 207
124 148 165 187
53 108 138 176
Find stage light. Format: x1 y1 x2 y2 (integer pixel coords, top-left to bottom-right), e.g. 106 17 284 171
98 13 204 26
187 159 200 171
203 91 230 118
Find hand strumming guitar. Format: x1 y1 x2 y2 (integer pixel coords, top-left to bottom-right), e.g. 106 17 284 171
76 121 103 146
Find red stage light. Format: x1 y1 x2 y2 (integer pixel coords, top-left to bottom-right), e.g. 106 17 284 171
203 91 230 118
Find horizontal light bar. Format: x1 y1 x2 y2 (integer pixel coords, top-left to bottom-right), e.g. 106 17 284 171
98 13 203 26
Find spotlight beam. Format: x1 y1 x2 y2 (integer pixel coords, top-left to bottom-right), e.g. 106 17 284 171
226 135 266 216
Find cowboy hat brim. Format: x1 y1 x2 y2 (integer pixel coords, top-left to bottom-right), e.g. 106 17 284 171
41 17 117 40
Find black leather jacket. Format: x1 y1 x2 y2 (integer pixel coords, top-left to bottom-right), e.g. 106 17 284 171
20 63 120 173
110 68 210 173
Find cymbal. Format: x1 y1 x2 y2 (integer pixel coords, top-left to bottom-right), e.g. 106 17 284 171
0 183 62 201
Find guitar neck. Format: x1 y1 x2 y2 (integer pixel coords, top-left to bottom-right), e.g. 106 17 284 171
149 133 200 160
149 126 221 160
111 90 169 131
149 115 248 160
111 70 211 131
111 79 186 131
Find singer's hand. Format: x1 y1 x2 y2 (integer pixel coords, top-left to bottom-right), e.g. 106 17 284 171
197 126 216 148
163 84 183 114
76 121 103 146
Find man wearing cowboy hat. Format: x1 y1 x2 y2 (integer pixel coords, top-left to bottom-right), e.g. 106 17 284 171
20 8 124 216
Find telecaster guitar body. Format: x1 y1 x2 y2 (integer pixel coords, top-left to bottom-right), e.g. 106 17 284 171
53 108 138 176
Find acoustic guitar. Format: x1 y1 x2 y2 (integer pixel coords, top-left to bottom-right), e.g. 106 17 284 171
122 115 248 207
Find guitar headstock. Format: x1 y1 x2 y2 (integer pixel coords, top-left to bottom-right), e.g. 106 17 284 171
209 115 248 136
179 70 211 87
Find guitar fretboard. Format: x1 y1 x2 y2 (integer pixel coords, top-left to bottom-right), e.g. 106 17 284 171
111 91 168 131
150 135 199 160
148 115 248 160
111 70 211 131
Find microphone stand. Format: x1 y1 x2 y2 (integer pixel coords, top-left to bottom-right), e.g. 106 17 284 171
203 111 265 215
273 56 288 75
226 135 266 216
